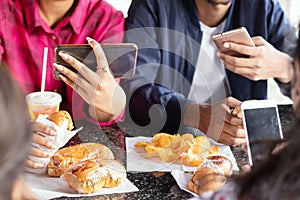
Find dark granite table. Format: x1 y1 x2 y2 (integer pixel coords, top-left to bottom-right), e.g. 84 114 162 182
52 104 295 200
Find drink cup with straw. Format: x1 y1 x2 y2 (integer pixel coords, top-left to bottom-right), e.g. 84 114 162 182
26 47 62 120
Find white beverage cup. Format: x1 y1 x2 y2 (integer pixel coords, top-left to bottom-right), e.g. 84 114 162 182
26 91 62 120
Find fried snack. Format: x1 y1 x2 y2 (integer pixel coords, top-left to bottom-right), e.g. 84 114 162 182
63 159 126 194
135 133 219 166
47 143 114 177
231 105 242 119
188 166 226 195
47 110 74 131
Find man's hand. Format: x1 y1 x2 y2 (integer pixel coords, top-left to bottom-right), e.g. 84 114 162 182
184 97 246 146
218 36 294 83
25 121 56 169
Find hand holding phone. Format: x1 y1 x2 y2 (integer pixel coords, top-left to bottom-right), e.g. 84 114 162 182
241 100 283 166
54 43 138 79
54 38 128 121
213 27 255 57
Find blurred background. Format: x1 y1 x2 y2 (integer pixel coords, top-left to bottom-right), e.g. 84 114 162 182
105 0 300 105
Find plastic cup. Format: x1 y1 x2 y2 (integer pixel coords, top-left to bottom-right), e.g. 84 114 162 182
26 91 62 120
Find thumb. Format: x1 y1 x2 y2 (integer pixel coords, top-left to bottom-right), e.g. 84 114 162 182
226 96 241 108
252 36 266 46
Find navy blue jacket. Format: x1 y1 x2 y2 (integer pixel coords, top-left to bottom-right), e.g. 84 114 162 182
121 0 296 134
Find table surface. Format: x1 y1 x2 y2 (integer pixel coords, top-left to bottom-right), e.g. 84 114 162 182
51 104 295 200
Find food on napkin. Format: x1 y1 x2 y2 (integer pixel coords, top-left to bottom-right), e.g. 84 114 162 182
63 159 126 194
187 154 233 195
47 110 74 131
47 143 115 177
135 133 219 166
26 111 82 174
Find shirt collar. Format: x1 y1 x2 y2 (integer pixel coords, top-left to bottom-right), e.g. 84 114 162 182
25 0 43 33
68 0 89 35
25 0 89 34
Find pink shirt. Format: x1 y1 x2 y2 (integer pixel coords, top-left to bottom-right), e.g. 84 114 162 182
0 0 125 125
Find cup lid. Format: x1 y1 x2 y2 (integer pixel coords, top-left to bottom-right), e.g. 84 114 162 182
26 91 62 106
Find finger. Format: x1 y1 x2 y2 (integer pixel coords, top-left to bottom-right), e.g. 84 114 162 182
86 37 114 78
57 52 95 83
241 143 248 152
54 62 82 83
218 132 247 146
219 51 255 68
59 74 92 105
226 97 242 108
86 37 108 67
222 61 257 80
25 159 45 169
222 122 245 138
222 42 255 57
241 165 251 172
225 113 243 127
251 36 266 46
32 134 56 149
29 146 50 158
31 121 56 136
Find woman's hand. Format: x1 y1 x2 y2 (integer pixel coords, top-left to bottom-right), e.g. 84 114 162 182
54 37 126 122
218 36 294 83
25 121 57 169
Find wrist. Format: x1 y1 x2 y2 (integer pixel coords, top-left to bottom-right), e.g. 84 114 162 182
276 53 294 83
183 102 210 133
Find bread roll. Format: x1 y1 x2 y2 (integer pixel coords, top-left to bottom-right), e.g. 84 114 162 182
47 143 114 177
188 167 226 195
47 110 74 131
205 155 233 176
187 155 232 195
63 159 126 194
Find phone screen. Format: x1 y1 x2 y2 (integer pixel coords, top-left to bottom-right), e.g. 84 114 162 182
54 44 137 79
243 105 283 165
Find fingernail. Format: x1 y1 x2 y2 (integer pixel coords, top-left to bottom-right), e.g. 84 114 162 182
216 51 221 57
224 42 230 48
46 141 57 149
53 63 63 71
86 37 94 44
34 163 45 168
58 51 69 60
50 130 57 136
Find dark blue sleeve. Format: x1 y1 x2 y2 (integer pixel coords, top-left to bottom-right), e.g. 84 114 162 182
266 0 297 96
120 0 193 134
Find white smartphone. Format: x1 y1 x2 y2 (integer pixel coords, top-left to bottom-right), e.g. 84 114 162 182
212 27 255 57
241 100 283 166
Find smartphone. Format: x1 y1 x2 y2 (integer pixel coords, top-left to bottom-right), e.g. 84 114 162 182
54 43 138 79
212 27 255 57
241 100 283 166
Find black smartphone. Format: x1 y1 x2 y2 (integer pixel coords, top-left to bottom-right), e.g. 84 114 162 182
241 100 283 166
54 43 138 79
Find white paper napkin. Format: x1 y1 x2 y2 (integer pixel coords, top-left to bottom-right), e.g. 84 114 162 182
126 137 239 172
171 170 214 199
25 114 82 174
23 173 139 200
